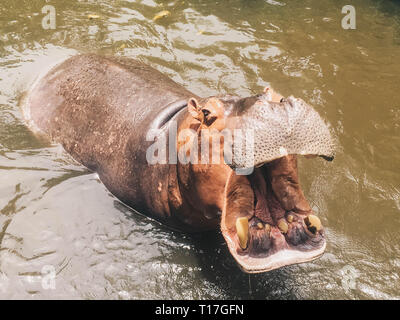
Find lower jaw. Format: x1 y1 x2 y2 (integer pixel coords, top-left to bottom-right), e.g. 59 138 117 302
231 240 326 273
221 161 326 273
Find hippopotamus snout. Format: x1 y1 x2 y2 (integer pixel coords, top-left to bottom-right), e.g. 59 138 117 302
198 92 335 272
183 89 334 272
223 94 335 170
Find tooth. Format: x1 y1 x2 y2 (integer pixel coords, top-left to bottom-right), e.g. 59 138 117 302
257 222 264 229
305 215 322 233
287 214 294 223
278 219 288 234
265 224 271 233
236 217 249 249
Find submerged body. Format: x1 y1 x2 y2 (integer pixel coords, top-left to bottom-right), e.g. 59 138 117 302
26 54 207 231
25 54 335 273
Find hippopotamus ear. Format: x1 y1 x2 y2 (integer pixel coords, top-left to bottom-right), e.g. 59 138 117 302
188 98 202 120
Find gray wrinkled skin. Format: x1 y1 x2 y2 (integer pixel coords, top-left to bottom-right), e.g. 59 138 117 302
230 96 335 169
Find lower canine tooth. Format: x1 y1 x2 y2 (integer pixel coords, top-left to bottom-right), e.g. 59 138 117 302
236 217 249 249
304 215 322 233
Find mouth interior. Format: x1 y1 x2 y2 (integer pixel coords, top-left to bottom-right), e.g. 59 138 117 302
221 155 326 273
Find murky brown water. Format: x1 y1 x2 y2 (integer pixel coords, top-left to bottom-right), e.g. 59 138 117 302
0 0 399 299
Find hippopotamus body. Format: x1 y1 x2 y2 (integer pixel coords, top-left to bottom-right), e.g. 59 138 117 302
25 54 335 273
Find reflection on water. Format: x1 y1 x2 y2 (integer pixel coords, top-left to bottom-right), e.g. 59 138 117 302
0 0 399 299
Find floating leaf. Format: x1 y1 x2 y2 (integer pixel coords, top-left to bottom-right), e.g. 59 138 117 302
117 43 126 51
88 14 100 20
153 10 170 21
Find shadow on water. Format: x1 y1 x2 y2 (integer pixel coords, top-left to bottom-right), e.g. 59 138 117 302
374 0 400 43
189 231 298 300
115 198 297 299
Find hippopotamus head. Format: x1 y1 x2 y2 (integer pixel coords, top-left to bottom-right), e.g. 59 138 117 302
178 89 335 273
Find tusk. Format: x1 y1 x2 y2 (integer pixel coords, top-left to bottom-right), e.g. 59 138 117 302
278 219 289 233
304 214 322 233
236 217 249 249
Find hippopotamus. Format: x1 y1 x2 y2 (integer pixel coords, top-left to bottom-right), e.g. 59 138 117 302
24 54 335 273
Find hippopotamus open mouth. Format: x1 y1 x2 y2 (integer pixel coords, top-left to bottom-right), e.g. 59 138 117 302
220 95 335 273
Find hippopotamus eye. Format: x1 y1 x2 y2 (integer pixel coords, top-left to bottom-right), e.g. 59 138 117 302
202 109 211 117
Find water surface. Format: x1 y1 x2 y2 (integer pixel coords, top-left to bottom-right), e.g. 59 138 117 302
0 0 399 299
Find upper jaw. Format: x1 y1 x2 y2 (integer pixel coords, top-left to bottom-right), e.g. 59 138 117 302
228 95 335 171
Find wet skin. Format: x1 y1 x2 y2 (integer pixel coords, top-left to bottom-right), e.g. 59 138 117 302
25 54 334 273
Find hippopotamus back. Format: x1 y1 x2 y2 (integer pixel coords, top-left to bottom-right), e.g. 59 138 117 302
26 54 196 222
